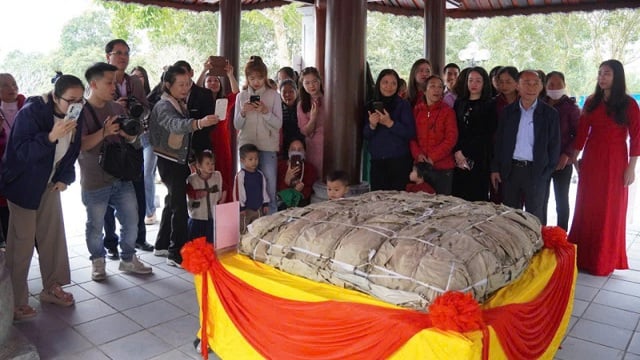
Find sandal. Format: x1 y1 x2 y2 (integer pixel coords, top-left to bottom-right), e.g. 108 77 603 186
39 284 75 307
14 305 37 321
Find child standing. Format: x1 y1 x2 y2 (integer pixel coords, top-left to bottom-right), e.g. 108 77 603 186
234 56 282 214
406 162 436 194
326 170 350 200
187 150 223 244
233 144 269 233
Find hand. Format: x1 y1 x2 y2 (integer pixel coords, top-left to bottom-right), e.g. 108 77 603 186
378 109 393 128
490 172 501 190
454 150 468 169
416 154 428 163
51 182 67 192
103 116 121 137
242 101 257 114
556 154 569 171
48 119 77 143
285 164 301 185
294 182 304 192
256 101 268 114
624 165 636 187
199 114 220 127
368 111 380 129
224 62 234 76
310 100 318 120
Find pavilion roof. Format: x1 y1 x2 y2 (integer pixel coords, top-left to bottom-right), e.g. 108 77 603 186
108 0 640 18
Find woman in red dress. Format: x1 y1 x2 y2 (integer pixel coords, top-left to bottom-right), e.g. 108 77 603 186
569 59 640 276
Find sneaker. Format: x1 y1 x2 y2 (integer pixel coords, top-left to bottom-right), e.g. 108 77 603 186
166 258 182 268
144 213 157 225
154 249 169 257
106 246 119 260
135 242 155 251
119 256 153 274
92 258 107 281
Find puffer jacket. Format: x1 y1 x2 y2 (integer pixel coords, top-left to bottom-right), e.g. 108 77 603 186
410 100 458 170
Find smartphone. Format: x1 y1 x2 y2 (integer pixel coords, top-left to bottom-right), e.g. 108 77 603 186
250 95 261 104
66 103 84 121
215 98 228 120
207 56 227 76
372 101 384 112
290 154 302 168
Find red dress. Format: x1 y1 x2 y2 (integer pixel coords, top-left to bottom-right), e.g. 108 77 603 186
210 92 238 203
568 97 640 275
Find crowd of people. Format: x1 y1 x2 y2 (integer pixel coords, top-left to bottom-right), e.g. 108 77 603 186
0 36 638 323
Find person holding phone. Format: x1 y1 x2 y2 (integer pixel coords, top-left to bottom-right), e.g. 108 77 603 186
0 74 84 320
363 69 416 191
234 56 282 214
276 138 318 208
200 60 240 204
297 67 325 178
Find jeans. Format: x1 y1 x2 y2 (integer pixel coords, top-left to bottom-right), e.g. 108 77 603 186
82 181 138 261
259 151 278 214
103 177 146 247
141 133 157 217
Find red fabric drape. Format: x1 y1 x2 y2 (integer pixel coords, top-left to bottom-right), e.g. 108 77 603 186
183 226 575 360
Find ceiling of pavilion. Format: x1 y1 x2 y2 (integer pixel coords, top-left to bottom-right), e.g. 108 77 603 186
108 0 640 18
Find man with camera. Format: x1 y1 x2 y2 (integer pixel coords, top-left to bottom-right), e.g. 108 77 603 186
103 39 155 257
78 62 152 281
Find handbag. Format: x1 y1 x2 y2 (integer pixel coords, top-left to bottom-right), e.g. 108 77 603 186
99 140 143 181
86 103 143 181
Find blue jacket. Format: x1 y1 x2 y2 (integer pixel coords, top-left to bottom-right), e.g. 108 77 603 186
0 95 82 209
363 96 416 160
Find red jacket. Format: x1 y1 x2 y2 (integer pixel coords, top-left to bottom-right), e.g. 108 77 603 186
277 159 318 201
410 100 458 170
405 182 435 194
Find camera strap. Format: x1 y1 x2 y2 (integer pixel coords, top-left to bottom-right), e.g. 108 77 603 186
84 102 124 144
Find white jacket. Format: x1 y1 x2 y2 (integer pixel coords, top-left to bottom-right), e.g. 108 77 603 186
187 172 222 220
233 86 282 152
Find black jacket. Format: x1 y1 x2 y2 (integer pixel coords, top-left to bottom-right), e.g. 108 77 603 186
187 84 215 153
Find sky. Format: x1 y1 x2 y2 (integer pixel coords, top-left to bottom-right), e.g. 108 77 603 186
0 0 94 58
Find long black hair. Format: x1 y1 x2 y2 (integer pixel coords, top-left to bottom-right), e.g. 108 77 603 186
298 67 323 113
585 59 630 125
459 66 492 102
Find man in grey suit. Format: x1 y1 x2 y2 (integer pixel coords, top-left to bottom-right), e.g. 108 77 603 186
490 70 560 220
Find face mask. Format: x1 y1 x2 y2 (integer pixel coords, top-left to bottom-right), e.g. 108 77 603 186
288 150 305 161
546 89 565 100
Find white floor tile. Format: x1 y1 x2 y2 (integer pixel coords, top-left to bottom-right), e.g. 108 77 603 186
582 303 640 330
556 336 624 360
99 330 172 360
569 318 633 350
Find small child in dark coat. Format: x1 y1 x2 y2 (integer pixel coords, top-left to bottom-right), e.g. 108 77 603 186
406 162 436 194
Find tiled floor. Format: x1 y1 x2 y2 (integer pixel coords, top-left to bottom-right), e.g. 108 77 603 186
8 181 640 359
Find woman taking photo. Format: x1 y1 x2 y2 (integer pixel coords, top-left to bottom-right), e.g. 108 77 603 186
410 75 458 195
0 74 83 319
149 65 219 267
568 59 639 276
363 69 416 191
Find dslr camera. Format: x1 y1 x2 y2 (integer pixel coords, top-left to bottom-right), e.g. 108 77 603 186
116 96 144 136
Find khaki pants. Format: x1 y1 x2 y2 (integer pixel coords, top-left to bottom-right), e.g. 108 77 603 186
6 187 70 306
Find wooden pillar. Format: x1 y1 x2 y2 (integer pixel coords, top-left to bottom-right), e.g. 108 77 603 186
324 0 366 185
218 0 241 175
315 0 326 78
424 0 446 74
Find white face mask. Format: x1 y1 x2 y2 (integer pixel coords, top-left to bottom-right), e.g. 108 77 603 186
546 89 565 100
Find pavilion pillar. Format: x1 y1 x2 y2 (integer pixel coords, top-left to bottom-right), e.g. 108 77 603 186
314 0 326 78
323 0 366 185
218 0 241 175
424 0 446 74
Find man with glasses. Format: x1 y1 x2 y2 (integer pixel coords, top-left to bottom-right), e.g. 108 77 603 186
490 70 560 220
103 39 155 258
77 62 152 281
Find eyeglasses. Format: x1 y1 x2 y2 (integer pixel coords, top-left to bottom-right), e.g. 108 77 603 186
109 51 130 57
60 97 85 104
